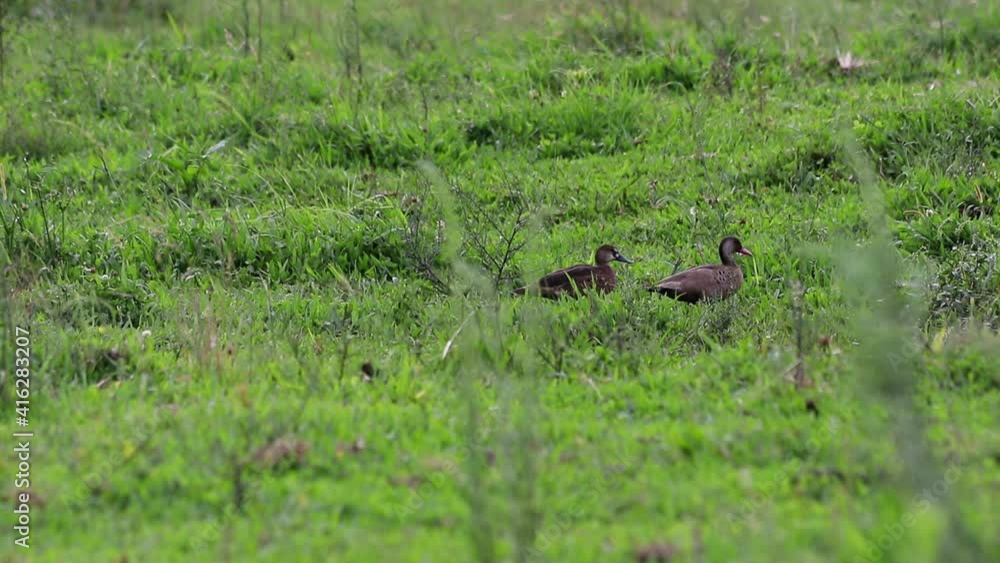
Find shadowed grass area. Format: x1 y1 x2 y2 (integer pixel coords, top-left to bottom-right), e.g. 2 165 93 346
0 1 998 562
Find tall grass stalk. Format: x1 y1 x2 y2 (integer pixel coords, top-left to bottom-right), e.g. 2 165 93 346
839 131 984 561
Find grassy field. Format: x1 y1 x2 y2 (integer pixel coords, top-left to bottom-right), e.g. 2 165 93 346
0 0 998 561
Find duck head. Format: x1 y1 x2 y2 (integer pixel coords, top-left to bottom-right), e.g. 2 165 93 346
595 244 633 266
719 236 753 266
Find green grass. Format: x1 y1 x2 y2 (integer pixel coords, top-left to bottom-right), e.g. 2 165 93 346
0 0 998 561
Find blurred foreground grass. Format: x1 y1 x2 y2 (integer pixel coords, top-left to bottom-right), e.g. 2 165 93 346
0 1 997 561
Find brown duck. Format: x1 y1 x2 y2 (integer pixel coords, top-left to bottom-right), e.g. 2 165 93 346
648 236 752 303
514 244 633 299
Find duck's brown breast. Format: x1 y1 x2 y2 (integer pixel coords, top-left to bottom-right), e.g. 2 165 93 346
593 264 616 293
706 265 743 299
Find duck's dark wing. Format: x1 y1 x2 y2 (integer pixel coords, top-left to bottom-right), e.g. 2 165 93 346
536 264 602 298
648 270 706 302
649 264 740 303
504 263 600 299
537 264 595 288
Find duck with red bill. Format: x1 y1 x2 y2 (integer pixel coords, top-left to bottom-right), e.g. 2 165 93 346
648 237 753 303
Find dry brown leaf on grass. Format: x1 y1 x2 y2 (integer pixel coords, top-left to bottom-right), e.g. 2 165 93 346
834 50 873 72
335 437 366 457
156 403 180 419
253 436 310 469
11 489 46 509
558 450 577 464
579 374 603 399
634 541 678 562
783 359 814 389
390 474 426 489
